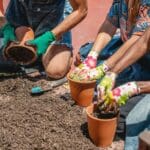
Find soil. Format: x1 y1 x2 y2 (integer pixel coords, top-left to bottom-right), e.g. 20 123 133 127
7 45 35 64
93 102 119 119
0 77 124 150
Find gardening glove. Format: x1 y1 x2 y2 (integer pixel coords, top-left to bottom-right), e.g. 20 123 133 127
97 82 140 112
2 23 16 47
105 82 140 106
27 31 56 56
97 71 117 100
77 63 110 81
70 50 99 80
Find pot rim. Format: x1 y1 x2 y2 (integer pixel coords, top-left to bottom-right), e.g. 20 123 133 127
67 72 96 84
5 43 37 65
86 104 119 121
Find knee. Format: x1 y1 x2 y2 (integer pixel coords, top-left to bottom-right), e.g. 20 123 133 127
45 65 69 79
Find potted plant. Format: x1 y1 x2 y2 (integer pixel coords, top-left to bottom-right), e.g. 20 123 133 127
86 100 120 148
67 73 96 107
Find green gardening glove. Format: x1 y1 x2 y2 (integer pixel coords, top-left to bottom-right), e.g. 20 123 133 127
97 71 117 100
27 31 56 56
2 23 16 47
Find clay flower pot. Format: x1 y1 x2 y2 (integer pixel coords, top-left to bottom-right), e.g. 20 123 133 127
86 104 119 148
4 26 37 65
67 73 96 107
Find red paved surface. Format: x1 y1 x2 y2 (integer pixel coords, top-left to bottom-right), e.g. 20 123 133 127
0 1 4 14
72 0 113 53
3 0 9 12
0 0 9 14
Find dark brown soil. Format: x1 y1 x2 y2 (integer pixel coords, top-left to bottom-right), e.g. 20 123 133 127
0 78 99 150
7 46 35 64
93 102 120 119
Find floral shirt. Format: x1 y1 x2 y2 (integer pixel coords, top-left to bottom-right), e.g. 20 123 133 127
107 0 150 37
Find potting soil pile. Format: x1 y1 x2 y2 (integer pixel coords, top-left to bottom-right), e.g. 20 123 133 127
0 78 96 150
0 78 124 150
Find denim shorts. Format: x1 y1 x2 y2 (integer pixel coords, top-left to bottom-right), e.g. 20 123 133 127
52 0 73 49
6 0 73 49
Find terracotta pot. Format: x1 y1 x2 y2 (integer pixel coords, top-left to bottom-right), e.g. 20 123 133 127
4 26 37 65
67 73 96 107
86 104 119 148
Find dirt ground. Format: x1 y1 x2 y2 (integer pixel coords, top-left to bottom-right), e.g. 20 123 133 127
0 77 124 150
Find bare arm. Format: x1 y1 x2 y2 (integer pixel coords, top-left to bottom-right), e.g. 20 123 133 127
52 0 88 39
111 28 150 74
105 35 140 69
137 81 150 93
90 19 117 53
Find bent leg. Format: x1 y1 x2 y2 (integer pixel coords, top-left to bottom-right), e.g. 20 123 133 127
42 45 72 79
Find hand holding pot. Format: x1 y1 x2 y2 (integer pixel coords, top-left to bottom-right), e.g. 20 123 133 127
77 63 110 81
70 63 109 81
27 31 56 56
104 82 140 106
2 23 16 47
70 50 99 80
97 71 117 100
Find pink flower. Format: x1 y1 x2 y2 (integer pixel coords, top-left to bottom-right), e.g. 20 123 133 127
84 56 97 68
113 88 121 96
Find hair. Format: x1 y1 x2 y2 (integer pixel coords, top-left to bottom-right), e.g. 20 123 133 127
128 0 140 25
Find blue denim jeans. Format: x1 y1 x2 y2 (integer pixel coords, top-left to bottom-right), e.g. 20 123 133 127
5 0 72 49
125 94 150 150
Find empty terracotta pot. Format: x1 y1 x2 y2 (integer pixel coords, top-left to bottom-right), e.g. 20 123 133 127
67 73 96 107
4 26 37 65
86 104 119 147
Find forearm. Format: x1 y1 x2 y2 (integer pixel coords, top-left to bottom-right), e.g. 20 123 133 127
91 19 117 53
105 35 140 69
137 81 150 93
52 0 87 39
111 32 149 74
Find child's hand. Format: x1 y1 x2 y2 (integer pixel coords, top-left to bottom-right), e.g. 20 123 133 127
70 50 98 80
97 72 117 100
77 63 109 81
27 31 56 56
105 82 140 106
